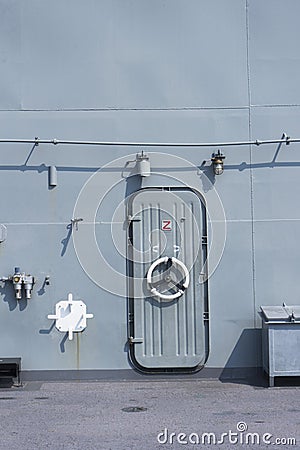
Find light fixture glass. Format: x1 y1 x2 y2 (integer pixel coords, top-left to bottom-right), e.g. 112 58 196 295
211 150 225 175
135 151 151 177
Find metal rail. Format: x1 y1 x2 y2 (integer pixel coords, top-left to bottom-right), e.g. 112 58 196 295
0 133 297 148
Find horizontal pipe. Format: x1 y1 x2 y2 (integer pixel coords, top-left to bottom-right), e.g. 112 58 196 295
0 135 297 148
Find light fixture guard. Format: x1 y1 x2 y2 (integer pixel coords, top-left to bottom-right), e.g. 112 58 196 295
211 150 225 175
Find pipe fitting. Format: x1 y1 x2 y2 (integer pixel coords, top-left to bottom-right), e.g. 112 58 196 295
0 267 35 300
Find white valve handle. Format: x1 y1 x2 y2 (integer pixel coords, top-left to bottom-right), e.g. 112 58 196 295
147 256 190 300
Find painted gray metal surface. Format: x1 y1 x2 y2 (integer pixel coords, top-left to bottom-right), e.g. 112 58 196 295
5 0 248 110
0 0 299 377
249 0 300 106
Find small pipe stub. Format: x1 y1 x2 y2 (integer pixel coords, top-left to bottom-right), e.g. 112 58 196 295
49 165 57 187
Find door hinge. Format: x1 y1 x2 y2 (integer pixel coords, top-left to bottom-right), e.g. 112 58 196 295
202 236 208 245
203 312 209 321
129 337 144 344
128 313 134 323
127 215 141 224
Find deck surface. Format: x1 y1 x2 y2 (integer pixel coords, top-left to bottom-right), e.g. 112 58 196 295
0 377 299 449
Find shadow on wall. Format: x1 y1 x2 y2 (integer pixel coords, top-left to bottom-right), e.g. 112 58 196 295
61 223 73 256
198 161 216 193
0 282 28 311
219 328 266 387
39 322 69 353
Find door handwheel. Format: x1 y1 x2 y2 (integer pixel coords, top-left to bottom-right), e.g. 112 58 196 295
146 256 190 300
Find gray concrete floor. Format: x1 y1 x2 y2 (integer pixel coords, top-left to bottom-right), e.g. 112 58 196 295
0 378 299 449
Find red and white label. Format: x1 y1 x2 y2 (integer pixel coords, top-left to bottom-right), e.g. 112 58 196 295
161 220 172 231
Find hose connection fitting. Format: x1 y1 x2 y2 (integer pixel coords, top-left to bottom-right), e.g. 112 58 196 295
0 267 35 300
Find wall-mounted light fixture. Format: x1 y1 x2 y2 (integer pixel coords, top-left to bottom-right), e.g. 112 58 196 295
135 151 151 177
211 150 225 175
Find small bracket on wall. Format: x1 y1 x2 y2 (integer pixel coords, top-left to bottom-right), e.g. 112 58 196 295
71 218 83 231
282 132 290 145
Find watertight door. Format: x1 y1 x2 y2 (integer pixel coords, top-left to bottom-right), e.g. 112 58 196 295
129 188 207 371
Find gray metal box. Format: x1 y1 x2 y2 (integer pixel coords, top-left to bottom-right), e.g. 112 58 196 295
261 305 300 386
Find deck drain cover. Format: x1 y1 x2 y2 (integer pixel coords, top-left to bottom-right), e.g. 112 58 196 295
122 406 147 413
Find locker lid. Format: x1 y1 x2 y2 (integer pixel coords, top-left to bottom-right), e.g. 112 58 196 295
260 305 300 322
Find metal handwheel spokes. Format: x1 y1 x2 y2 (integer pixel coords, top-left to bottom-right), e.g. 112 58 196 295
146 256 190 300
